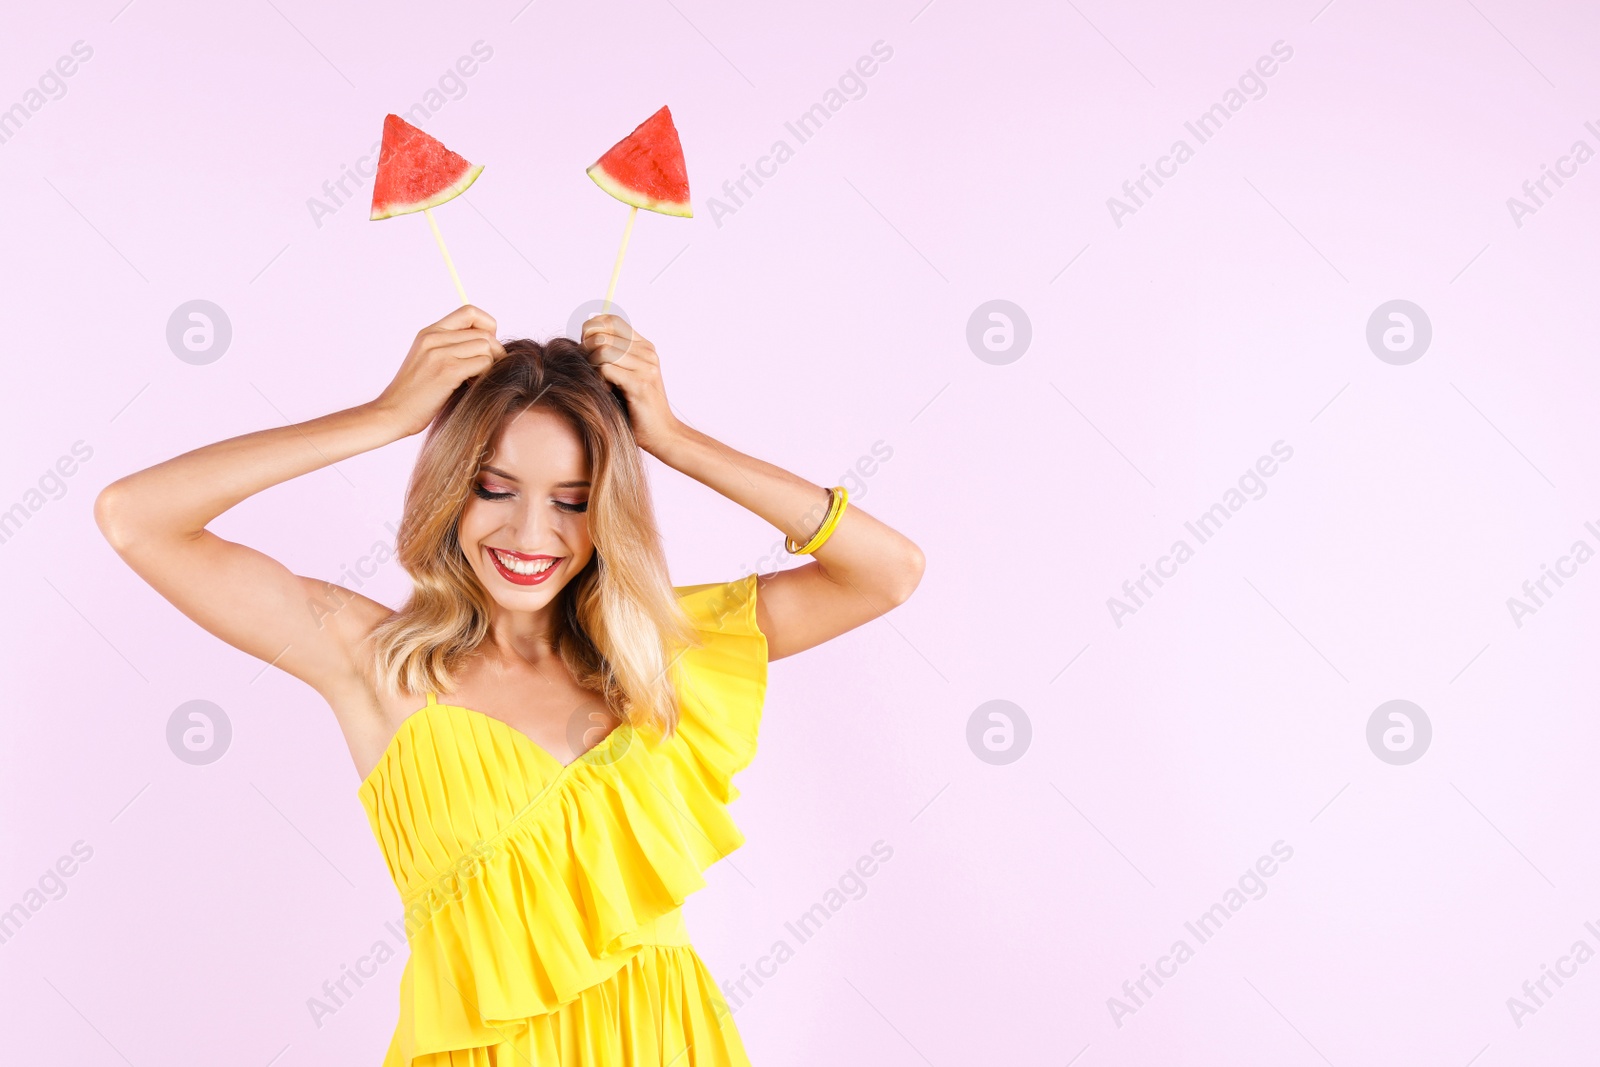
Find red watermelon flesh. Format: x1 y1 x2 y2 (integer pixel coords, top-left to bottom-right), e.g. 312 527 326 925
370 114 484 221
586 106 692 217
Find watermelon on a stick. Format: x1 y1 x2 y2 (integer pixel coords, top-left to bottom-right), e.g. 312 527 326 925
586 106 692 310
369 113 484 305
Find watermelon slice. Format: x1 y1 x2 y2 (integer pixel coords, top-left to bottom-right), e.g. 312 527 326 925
369 114 484 221
586 106 692 217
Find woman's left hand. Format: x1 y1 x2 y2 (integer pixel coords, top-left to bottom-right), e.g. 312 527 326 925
580 315 683 456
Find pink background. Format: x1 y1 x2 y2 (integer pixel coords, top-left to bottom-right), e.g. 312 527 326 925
4 0 1600 1063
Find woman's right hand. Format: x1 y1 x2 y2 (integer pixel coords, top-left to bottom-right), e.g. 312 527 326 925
373 305 507 436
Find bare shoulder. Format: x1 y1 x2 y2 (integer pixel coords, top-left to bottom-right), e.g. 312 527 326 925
297 578 420 774
299 575 396 669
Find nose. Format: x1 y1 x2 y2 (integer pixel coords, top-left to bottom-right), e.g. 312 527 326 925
506 497 560 554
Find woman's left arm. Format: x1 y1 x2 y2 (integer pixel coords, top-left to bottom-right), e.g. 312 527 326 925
582 316 925 660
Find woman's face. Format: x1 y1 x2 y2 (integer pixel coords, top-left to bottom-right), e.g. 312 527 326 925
457 406 595 613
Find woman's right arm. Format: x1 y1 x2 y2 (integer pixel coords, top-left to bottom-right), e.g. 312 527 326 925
93 305 505 705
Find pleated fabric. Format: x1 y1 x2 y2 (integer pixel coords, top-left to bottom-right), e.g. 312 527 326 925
358 573 768 1066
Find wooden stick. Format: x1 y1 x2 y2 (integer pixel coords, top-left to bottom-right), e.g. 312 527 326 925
424 207 469 306
602 204 639 313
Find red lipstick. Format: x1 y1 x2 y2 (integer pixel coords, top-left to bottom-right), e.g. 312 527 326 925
487 548 562 586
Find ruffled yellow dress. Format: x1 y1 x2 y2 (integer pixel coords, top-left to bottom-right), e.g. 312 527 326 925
358 573 768 1066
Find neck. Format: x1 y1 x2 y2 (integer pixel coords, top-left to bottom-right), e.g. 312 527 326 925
486 602 562 662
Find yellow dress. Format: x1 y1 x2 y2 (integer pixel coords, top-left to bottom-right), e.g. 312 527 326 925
359 573 768 1066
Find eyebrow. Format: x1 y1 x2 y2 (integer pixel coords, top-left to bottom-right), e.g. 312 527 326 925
478 465 590 489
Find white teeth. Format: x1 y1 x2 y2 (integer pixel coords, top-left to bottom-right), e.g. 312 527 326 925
493 550 556 576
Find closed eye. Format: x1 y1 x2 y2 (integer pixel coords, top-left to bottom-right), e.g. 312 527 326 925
474 483 588 513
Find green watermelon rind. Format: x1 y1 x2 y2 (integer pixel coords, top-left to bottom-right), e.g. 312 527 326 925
370 163 486 221
586 163 693 218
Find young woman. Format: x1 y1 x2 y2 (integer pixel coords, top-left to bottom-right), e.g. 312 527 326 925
94 304 923 1065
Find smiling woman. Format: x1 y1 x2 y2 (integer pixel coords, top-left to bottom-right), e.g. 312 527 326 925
363 332 699 751
92 303 923 1066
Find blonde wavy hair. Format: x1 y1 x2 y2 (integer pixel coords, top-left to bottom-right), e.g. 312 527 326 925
363 336 700 736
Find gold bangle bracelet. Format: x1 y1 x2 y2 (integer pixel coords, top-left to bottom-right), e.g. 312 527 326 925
786 486 849 555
